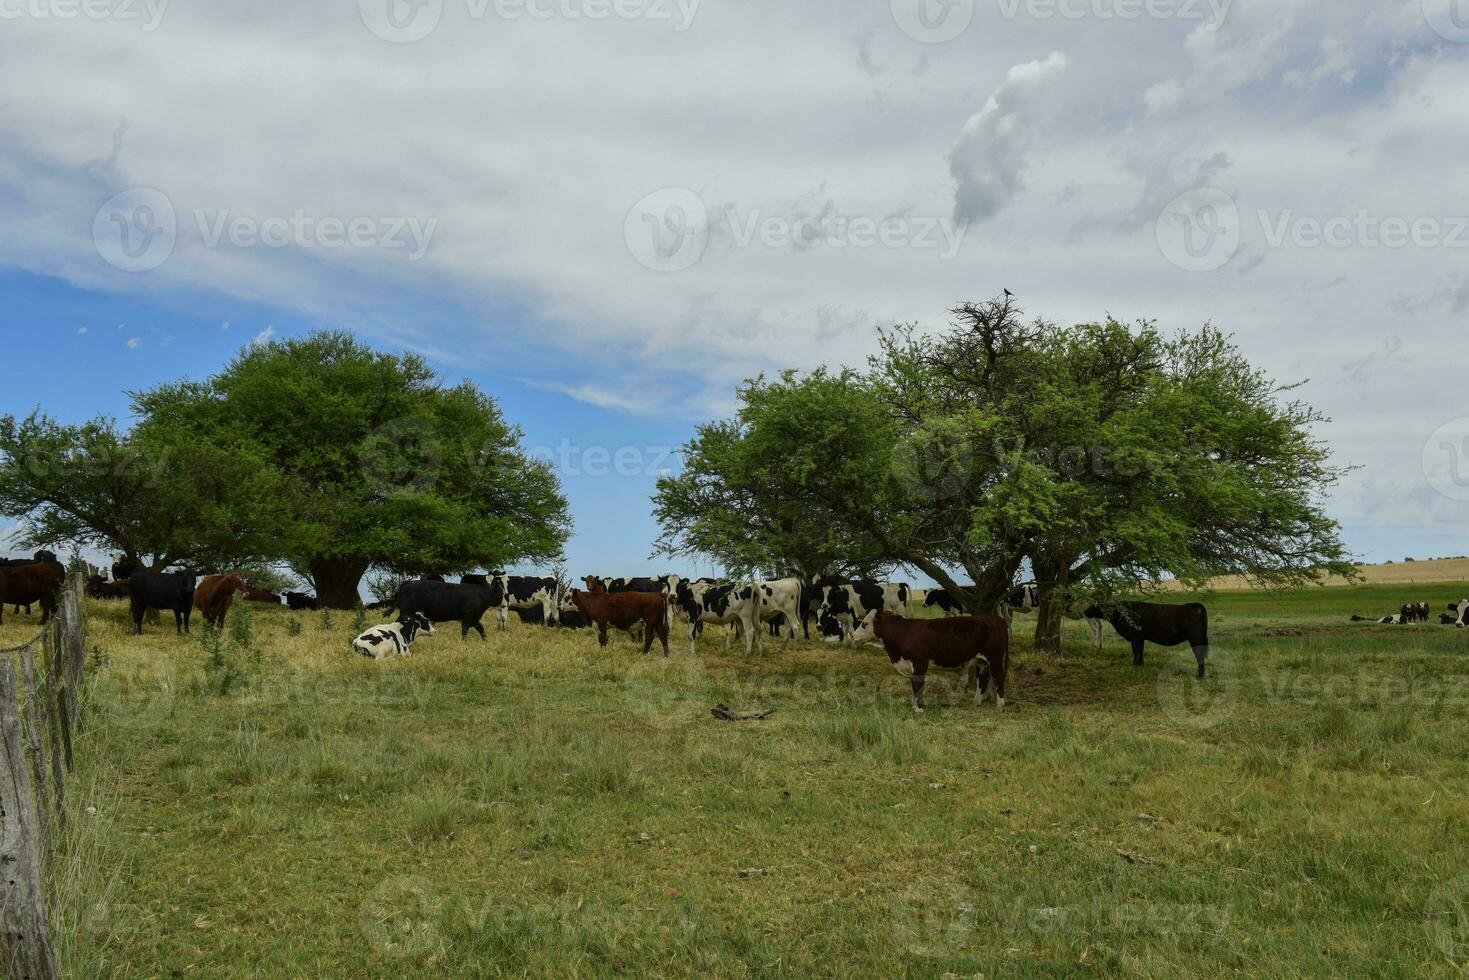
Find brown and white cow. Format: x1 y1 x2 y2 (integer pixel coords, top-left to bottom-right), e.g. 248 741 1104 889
862 610 1009 712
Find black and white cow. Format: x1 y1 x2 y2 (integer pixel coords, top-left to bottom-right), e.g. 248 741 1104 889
673 580 760 654
998 582 1039 622
1352 614 1407 625
817 581 911 645
352 612 435 660
923 587 970 617
752 577 803 649
1448 600 1469 628
495 575 560 629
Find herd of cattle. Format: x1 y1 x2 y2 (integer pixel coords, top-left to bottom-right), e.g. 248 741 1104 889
5 549 1468 711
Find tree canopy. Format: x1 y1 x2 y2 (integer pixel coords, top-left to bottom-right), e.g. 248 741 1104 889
652 297 1355 649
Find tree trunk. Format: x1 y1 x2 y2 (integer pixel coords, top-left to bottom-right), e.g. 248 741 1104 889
311 557 369 609
1031 556 1069 655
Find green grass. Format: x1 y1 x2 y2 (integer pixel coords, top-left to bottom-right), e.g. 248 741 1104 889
5 585 1468 977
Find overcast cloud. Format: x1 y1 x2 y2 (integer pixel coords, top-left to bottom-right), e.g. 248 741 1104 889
1 0 1467 554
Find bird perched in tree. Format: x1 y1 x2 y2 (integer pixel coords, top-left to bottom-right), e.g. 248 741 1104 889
1003 288 1014 297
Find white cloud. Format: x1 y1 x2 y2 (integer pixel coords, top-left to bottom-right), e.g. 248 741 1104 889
252 325 276 346
948 51 1070 226
126 337 141 349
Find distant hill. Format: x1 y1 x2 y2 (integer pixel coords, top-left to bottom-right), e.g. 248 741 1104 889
1160 557 1469 591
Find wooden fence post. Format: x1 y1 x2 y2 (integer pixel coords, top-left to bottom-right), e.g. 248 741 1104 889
38 636 64 836
0 657 59 979
15 647 52 863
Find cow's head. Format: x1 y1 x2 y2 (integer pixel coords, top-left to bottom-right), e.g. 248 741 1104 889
402 612 436 643
817 585 850 621
582 576 606 593
850 609 882 644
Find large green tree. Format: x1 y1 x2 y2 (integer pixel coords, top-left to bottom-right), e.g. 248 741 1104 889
653 297 1354 650
134 331 571 607
0 412 282 569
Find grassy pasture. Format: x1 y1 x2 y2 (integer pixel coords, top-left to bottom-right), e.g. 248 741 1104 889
4 584 1468 978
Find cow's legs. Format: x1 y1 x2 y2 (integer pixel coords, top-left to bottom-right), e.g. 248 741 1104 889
1087 617 1103 652
1131 638 1145 667
472 622 487 640
597 624 609 648
1191 644 1208 679
497 605 509 630
910 673 927 712
658 619 669 657
641 617 656 655
687 620 699 656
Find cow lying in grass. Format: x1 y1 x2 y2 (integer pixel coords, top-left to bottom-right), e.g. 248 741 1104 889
1352 614 1407 625
567 589 670 656
353 612 435 660
860 610 1009 712
1084 601 1210 678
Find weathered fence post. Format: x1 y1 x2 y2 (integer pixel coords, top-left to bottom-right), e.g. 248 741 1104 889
15 647 52 863
38 635 65 836
0 657 59 979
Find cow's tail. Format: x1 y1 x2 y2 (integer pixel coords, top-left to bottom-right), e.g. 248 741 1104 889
371 589 400 617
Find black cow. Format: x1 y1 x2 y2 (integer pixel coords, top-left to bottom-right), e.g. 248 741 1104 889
1084 601 1209 678
386 578 506 639
129 570 197 635
285 591 319 611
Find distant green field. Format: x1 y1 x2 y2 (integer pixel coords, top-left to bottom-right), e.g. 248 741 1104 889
5 584 1467 978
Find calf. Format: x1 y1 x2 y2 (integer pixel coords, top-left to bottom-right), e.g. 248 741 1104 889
285 591 318 611
194 572 247 629
674 581 759 655
1352 614 1406 625
864 610 1009 712
496 575 560 629
1399 601 1431 623
386 578 506 639
352 612 435 660
568 589 669 656
1084 601 1210 678
0 558 65 626
129 570 197 635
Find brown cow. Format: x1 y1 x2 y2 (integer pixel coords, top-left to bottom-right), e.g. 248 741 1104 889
194 573 248 629
242 585 281 604
862 610 1009 712
0 559 65 626
567 589 669 656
